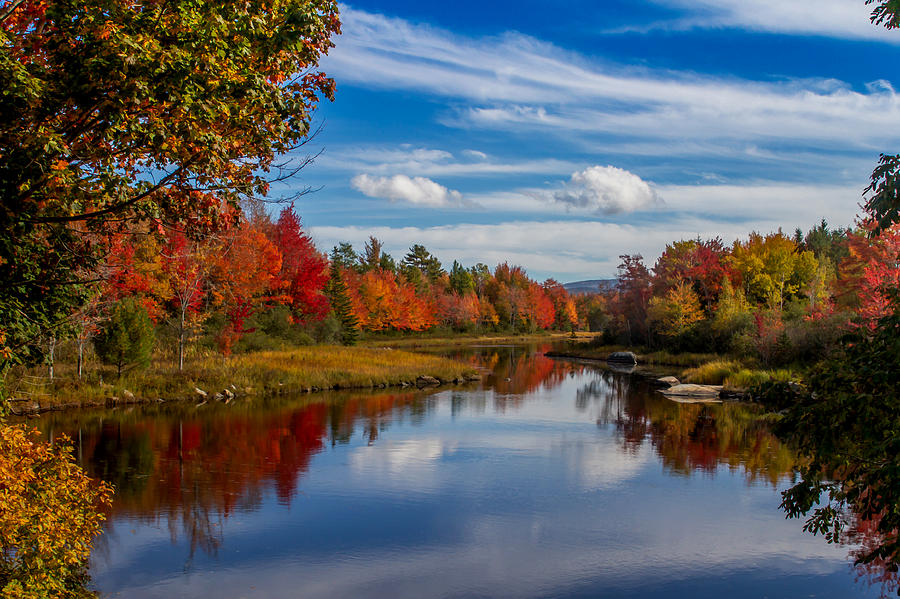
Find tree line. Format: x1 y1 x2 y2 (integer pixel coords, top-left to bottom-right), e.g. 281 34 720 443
55 203 583 376
585 218 899 367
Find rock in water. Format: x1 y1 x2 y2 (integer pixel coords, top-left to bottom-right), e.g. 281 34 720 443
416 375 441 387
607 351 637 365
660 384 722 399
656 376 680 387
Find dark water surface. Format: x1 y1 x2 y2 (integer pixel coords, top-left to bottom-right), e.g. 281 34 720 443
36 345 882 598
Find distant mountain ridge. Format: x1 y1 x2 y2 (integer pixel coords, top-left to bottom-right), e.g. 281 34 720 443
563 279 617 295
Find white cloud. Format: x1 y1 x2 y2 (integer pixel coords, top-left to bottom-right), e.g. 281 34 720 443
326 7 900 156
310 182 861 280
641 0 897 42
462 149 488 160
350 173 466 207
552 166 660 214
317 145 576 178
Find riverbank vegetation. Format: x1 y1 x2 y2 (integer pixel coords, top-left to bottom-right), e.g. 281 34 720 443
7 346 477 412
550 216 900 392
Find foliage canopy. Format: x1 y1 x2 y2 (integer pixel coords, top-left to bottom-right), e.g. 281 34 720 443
0 0 340 370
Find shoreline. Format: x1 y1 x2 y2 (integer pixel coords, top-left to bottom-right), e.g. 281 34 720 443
5 345 481 417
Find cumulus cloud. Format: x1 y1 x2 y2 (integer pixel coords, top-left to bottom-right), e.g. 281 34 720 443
552 166 660 214
351 173 465 207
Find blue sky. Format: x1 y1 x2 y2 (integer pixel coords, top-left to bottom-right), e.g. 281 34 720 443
285 1 900 281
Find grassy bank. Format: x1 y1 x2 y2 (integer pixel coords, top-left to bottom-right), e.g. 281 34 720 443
680 359 800 389
6 346 478 413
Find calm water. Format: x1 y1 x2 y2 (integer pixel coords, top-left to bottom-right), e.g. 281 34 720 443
35 345 883 598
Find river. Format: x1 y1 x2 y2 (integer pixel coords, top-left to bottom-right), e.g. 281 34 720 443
34 344 884 598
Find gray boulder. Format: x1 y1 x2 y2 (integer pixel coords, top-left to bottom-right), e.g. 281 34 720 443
607 351 637 365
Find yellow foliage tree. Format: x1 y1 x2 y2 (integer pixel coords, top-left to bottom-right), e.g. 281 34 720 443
648 281 704 337
0 425 113 598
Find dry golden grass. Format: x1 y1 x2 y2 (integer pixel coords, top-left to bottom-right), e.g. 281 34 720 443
7 346 477 411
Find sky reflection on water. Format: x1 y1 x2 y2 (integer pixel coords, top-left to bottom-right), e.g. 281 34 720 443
38 346 881 598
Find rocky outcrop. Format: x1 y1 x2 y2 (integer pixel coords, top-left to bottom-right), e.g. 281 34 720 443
656 376 680 387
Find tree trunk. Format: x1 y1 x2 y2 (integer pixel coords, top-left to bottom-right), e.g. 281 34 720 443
48 334 56 380
178 309 185 371
77 338 84 379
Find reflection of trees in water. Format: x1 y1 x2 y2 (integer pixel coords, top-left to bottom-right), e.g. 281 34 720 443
38 346 586 564
482 348 584 408
42 348 799 571
44 391 432 564
846 516 900 598
578 371 797 485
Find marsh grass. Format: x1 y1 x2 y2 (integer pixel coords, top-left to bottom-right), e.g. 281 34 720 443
682 359 801 389
8 346 476 410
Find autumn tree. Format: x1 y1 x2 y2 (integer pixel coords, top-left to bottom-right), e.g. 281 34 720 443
521 282 555 332
160 233 212 370
271 206 329 323
347 269 436 332
0 425 113 597
0 0 340 381
648 282 704 338
837 221 900 328
729 232 817 310
543 279 578 330
211 224 283 355
653 238 732 312
614 254 652 344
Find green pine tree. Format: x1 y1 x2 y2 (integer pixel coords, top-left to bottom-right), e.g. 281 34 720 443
94 298 155 376
326 257 360 346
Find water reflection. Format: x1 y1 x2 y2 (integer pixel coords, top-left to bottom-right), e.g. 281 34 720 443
574 371 796 485
30 345 882 598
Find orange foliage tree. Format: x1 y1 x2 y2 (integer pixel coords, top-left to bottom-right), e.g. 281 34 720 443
211 224 283 354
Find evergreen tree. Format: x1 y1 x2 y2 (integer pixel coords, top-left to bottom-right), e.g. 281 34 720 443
401 244 445 282
449 260 475 295
331 242 360 271
94 298 155 376
326 256 360 346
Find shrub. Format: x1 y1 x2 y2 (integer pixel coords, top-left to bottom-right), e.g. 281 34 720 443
0 424 113 598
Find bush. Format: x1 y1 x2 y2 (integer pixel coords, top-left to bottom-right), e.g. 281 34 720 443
94 298 154 376
0 424 113 598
